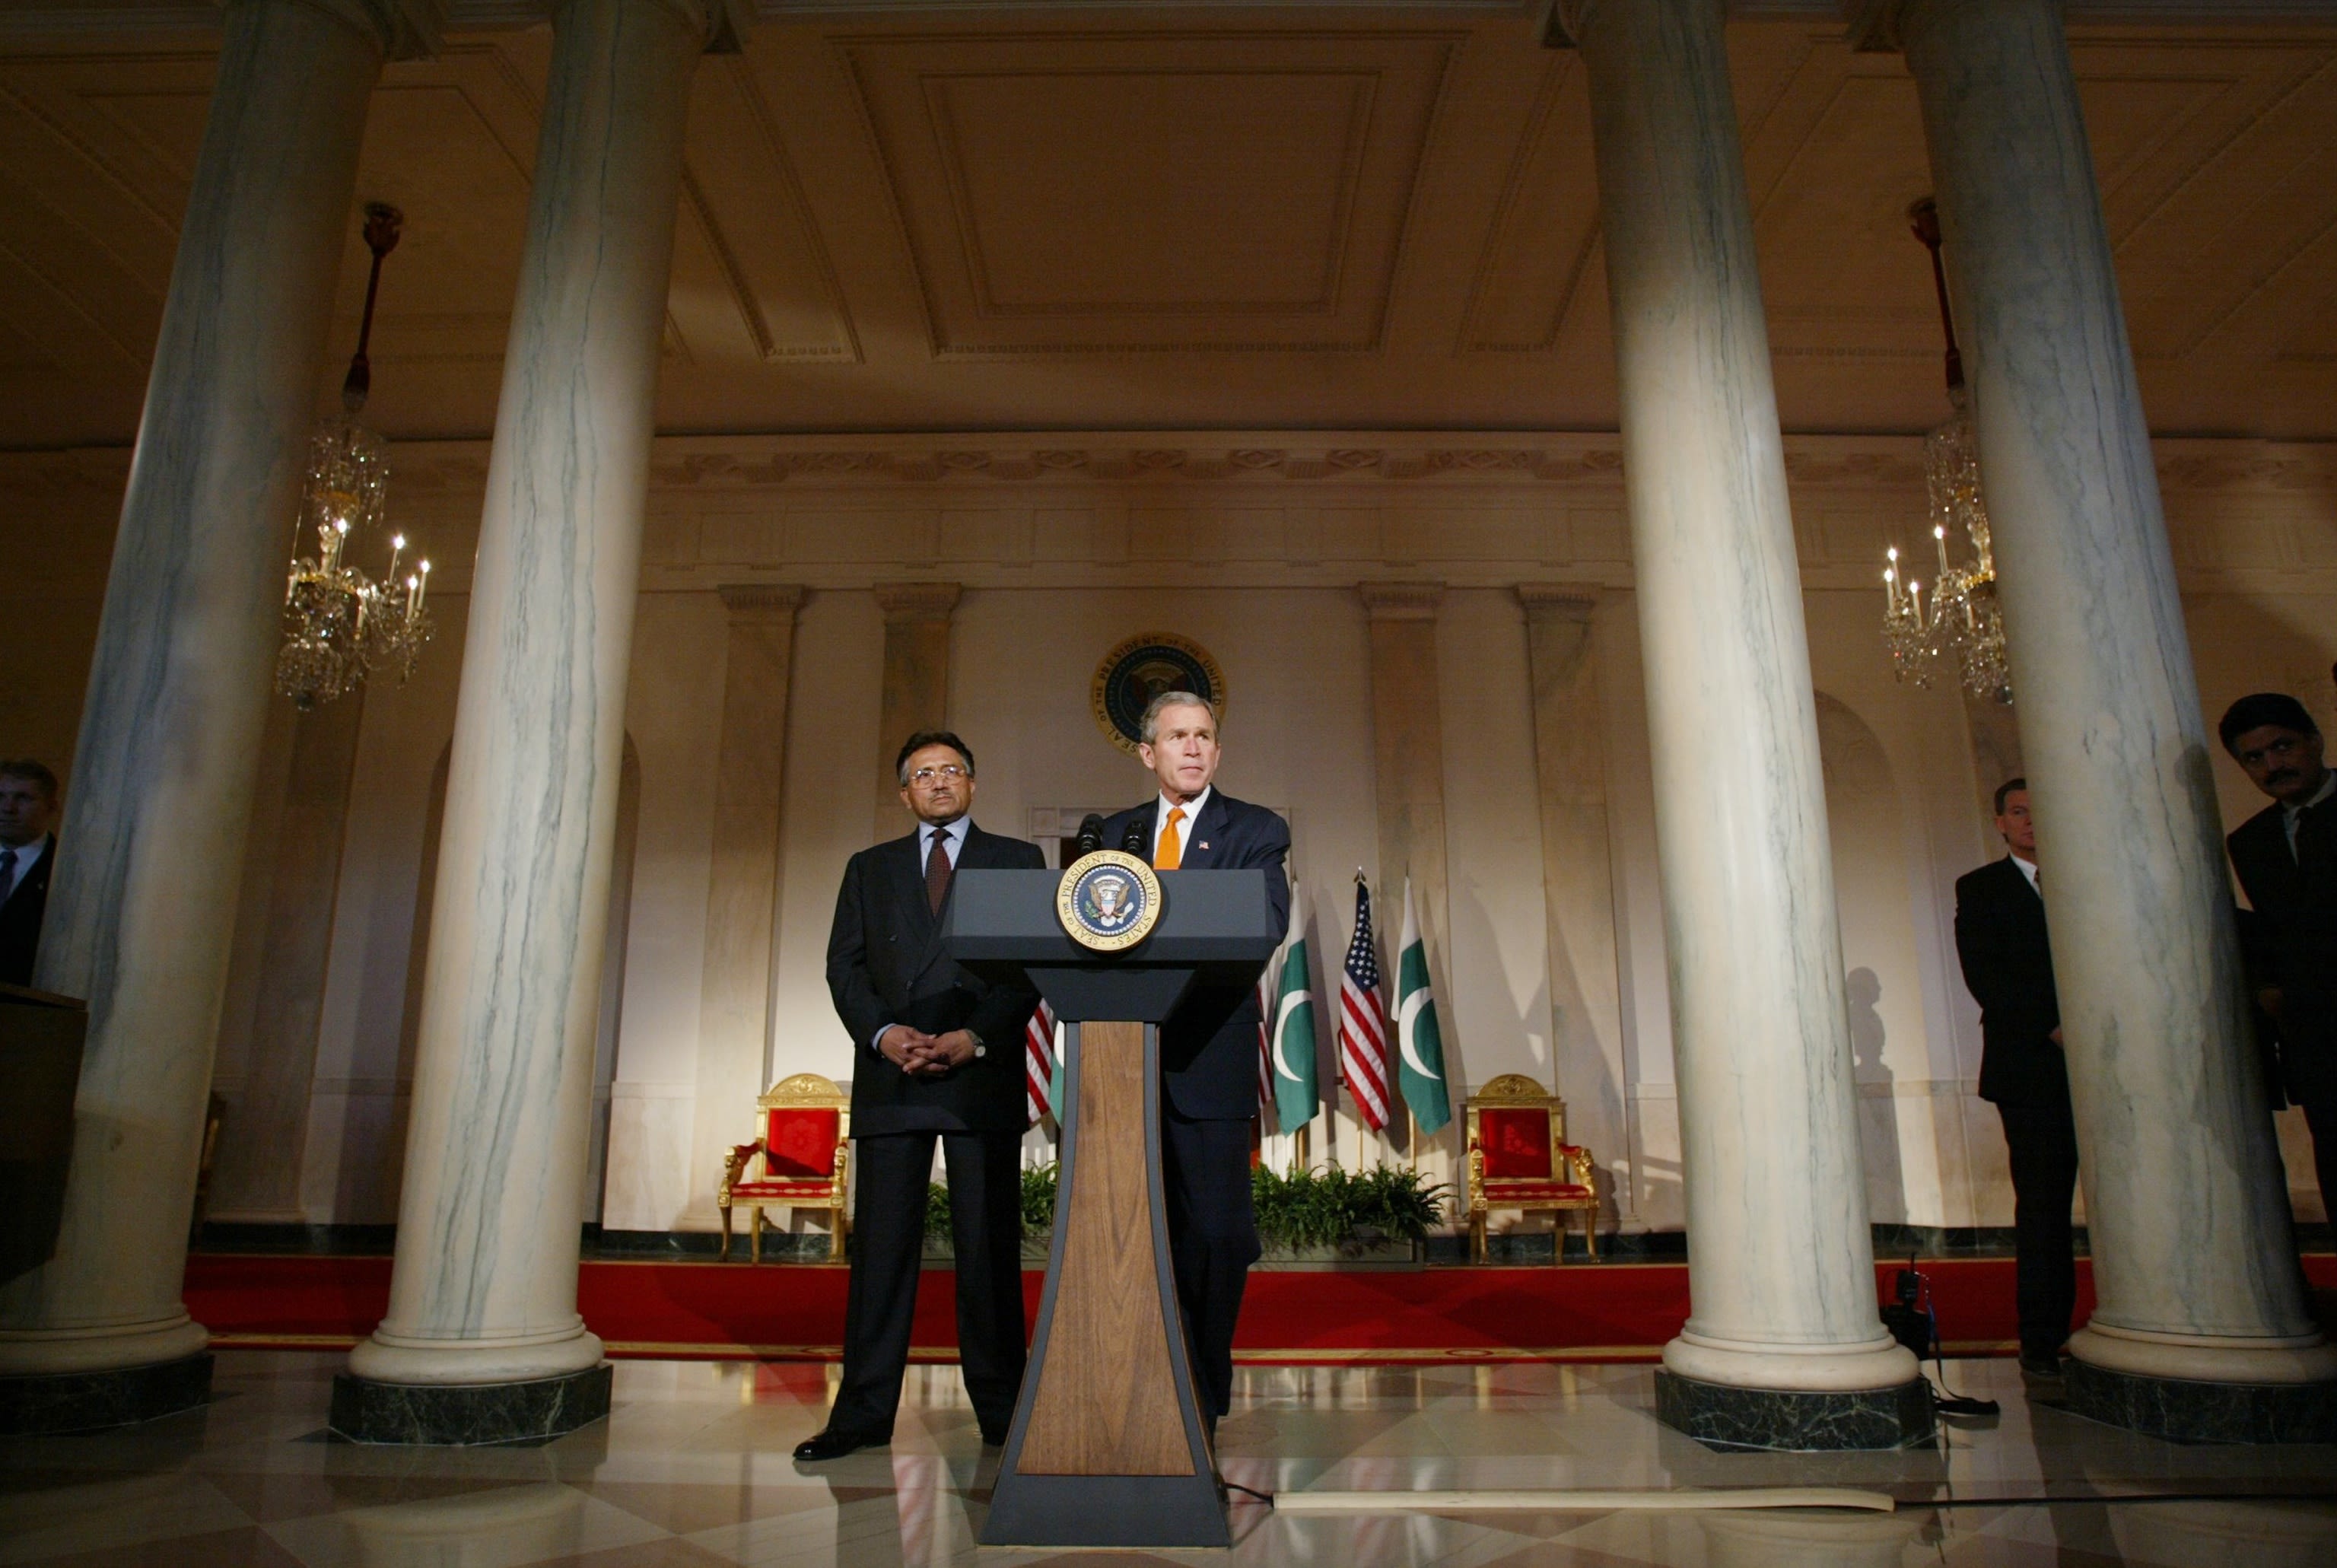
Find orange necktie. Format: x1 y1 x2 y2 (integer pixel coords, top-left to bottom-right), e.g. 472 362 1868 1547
1156 806 1186 870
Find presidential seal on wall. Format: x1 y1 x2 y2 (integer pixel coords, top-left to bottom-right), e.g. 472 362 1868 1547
1089 632 1226 755
1056 849 1164 953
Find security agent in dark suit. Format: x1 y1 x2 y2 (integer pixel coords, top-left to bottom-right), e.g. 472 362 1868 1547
2219 692 2337 1217
795 730 1046 1463
0 760 59 989
1098 692 1290 1433
1953 777 2075 1377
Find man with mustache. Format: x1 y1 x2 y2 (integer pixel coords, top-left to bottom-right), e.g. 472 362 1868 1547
2221 692 2337 1217
797 730 1045 1462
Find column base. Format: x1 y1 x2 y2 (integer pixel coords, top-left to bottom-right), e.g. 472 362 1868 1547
0 1352 213 1436
1655 1370 1935 1452
2065 1360 2337 1445
329 1364 612 1446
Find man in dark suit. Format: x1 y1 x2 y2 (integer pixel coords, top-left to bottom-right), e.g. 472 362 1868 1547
2220 692 2337 1217
1954 776 2074 1377
0 760 59 988
1099 692 1289 1436
796 730 1045 1462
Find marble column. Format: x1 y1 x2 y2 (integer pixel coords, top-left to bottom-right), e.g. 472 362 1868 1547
871 582 960 840
340 0 736 1442
686 584 805 1231
1876 0 2336 1423
0 0 408 1429
1555 0 1923 1441
1516 587 1628 1223
1360 584 1452 1161
210 691 367 1221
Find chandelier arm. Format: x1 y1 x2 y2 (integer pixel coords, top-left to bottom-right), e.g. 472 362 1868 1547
342 202 403 413
1907 196 1962 394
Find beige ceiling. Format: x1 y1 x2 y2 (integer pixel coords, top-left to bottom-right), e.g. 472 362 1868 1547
1 8 2334 448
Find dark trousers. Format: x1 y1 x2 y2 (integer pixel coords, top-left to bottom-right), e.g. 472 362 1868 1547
2300 1095 2337 1228
1996 1102 2080 1360
830 1130 1025 1437
1161 1111 1261 1419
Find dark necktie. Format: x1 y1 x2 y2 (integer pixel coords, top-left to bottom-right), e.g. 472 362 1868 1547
0 848 17 904
925 829 952 915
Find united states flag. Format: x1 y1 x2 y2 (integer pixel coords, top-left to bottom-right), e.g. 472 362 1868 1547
1024 1000 1057 1127
1256 967 1275 1121
1338 877 1391 1131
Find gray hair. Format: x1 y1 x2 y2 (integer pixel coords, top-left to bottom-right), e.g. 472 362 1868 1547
1140 690 1219 745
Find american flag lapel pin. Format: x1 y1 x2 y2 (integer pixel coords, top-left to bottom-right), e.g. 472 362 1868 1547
1197 841 1209 850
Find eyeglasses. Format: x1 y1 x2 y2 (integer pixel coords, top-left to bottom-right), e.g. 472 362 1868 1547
910 764 968 785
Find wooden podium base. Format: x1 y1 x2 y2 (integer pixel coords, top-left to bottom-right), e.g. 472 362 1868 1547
981 1020 1226 1548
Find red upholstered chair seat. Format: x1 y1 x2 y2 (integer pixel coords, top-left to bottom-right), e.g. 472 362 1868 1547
730 1177 838 1200
764 1107 841 1176
1482 1180 1595 1202
1477 1107 1555 1180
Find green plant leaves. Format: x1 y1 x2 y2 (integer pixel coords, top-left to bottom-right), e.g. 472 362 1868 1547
1251 1163 1446 1248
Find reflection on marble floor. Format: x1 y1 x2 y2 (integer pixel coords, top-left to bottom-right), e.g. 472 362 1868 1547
2 1352 2335 1566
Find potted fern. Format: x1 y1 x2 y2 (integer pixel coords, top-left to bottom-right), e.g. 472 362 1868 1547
923 1162 1060 1263
1251 1163 1444 1271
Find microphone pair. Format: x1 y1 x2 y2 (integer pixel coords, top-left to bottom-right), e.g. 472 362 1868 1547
1072 813 1146 859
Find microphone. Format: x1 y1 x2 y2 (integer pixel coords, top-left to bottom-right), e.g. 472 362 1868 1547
1074 813 1105 857
1121 819 1148 857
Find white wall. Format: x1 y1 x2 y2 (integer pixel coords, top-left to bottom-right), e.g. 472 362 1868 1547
11 431 2329 1238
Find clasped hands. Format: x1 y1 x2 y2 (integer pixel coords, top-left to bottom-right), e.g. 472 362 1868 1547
879 1024 978 1077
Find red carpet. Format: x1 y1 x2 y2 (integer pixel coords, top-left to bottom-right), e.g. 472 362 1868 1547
186 1252 2337 1364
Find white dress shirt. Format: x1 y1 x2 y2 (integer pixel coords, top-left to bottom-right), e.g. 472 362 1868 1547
873 816 971 1052
2284 770 2335 859
921 815 968 869
1150 787 1212 865
0 834 47 903
2011 851 2040 895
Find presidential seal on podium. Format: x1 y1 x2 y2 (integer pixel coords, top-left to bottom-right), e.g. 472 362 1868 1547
1056 849 1162 952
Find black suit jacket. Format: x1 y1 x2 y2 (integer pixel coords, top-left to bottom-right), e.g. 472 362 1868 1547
0 835 54 989
1098 791 1291 1120
1953 854 2067 1111
2229 792 2337 1104
827 822 1046 1136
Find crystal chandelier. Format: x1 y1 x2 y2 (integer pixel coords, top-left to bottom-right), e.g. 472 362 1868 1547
1881 198 2011 706
277 202 432 710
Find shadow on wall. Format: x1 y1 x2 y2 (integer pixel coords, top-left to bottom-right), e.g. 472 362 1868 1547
1847 965 1905 1226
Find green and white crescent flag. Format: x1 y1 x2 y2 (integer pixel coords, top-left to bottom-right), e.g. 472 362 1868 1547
1394 878 1451 1136
1270 879 1319 1133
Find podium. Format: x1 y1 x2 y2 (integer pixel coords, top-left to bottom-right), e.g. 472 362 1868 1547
943 866 1279 1550
0 984 86 1289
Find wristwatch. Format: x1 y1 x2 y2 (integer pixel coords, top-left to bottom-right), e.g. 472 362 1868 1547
967 1030 987 1060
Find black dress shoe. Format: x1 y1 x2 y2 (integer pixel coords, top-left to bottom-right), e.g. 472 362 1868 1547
979 1424 1009 1449
794 1427 886 1461
2018 1350 2064 1378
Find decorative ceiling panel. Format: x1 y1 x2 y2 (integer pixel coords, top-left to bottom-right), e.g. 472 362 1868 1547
670 56 859 364
1456 53 1598 353
838 28 1459 354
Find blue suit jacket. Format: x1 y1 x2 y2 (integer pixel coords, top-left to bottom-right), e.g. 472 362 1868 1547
1098 790 1290 1119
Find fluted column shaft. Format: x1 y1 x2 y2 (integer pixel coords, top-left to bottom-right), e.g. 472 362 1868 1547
0 0 388 1378
1569 0 1913 1393
1895 0 2329 1382
350 0 711 1386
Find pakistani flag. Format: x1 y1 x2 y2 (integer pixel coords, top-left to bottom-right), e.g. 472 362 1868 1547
1269 880 1319 1134
1394 878 1451 1136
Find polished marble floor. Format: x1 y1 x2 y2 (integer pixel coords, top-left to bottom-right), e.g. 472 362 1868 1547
3 1351 2335 1566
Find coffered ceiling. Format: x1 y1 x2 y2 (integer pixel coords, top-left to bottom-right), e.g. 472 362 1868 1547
0 5 2333 447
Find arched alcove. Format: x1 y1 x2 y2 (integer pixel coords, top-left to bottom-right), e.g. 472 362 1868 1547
1814 692 1927 1226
